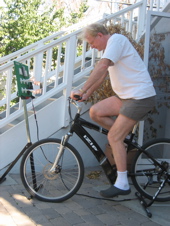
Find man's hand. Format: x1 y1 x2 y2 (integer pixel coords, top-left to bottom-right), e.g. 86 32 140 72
70 90 83 101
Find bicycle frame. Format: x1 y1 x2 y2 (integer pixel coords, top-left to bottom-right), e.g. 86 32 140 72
61 113 118 184
51 99 138 184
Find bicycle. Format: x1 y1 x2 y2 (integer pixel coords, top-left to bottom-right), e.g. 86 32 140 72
20 97 170 218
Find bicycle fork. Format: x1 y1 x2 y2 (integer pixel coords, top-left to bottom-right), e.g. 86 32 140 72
49 133 71 173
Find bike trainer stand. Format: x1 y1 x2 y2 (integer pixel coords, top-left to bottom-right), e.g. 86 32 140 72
135 176 168 218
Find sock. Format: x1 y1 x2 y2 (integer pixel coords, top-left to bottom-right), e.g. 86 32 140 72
114 171 129 190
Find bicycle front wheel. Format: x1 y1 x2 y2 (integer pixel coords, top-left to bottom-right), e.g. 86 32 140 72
20 138 84 202
131 138 170 201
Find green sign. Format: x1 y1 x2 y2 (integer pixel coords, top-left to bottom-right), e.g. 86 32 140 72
14 61 33 98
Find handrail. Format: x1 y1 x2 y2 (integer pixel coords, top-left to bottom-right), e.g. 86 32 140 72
0 31 65 66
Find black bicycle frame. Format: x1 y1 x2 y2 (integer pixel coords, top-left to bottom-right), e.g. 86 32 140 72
68 113 117 184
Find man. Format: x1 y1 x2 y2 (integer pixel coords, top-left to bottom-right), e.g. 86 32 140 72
70 23 156 198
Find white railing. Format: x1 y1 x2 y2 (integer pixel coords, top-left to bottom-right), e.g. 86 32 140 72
146 0 169 11
0 0 168 131
0 31 65 66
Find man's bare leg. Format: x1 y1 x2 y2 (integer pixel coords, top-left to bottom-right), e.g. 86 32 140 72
101 114 137 197
108 114 137 171
89 97 137 197
89 96 122 130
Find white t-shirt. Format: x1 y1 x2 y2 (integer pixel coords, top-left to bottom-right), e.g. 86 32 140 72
102 34 156 99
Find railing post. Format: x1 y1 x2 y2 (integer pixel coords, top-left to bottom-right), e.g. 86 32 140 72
33 42 43 82
6 68 13 117
128 10 133 34
137 0 147 41
143 10 151 69
62 35 77 127
54 44 62 87
81 40 87 71
150 0 154 11
42 49 51 95
138 9 151 146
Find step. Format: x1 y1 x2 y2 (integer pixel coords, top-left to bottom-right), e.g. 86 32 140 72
0 110 34 134
34 98 56 111
0 124 14 134
0 97 57 135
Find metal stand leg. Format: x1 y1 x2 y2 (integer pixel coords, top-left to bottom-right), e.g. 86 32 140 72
135 178 167 218
23 99 39 200
23 100 31 143
135 192 152 218
0 177 6 184
0 142 32 184
0 99 36 198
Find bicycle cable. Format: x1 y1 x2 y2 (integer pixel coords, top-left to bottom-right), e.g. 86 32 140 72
31 98 55 164
68 97 73 121
0 162 12 172
31 97 40 141
76 193 138 202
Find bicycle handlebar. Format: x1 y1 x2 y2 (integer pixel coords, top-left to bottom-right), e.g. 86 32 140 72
73 95 82 100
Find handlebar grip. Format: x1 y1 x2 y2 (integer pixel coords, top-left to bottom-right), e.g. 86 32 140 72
74 95 82 100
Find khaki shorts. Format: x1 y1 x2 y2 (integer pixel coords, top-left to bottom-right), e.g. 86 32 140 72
119 96 156 121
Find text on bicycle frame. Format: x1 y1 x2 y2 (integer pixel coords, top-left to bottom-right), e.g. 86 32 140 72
83 135 98 151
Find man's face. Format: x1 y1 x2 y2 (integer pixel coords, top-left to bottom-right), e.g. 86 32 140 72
85 32 106 51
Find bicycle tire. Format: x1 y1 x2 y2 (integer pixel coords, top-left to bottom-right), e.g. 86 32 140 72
131 138 170 201
20 138 84 202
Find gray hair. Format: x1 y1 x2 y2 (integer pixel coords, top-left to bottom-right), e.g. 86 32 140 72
81 23 109 39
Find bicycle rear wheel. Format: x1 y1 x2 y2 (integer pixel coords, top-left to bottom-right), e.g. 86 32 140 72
20 138 84 202
131 138 170 201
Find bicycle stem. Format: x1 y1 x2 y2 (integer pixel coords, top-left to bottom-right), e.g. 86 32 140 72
70 98 83 114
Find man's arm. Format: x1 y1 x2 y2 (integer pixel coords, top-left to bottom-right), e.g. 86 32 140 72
82 69 108 100
71 58 113 100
